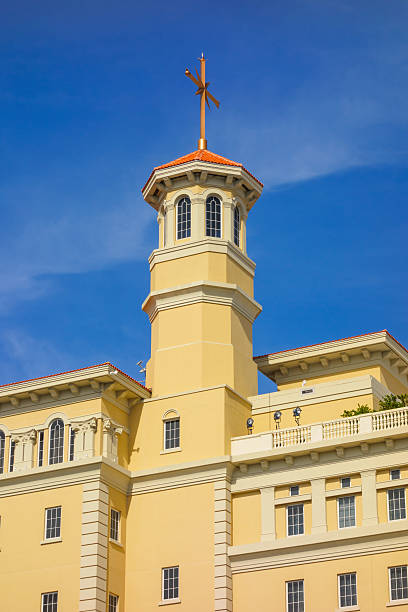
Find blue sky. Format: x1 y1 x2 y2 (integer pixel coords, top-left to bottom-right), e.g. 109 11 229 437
1 0 407 393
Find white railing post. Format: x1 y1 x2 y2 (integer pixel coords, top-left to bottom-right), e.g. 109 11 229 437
310 423 323 443
359 414 373 434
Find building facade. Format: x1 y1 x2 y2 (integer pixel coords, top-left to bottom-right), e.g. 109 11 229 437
0 147 408 612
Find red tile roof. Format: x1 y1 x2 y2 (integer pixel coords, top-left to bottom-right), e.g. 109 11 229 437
254 330 408 361
0 362 151 394
143 149 263 192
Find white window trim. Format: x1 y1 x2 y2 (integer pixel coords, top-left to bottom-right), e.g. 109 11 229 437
205 195 223 239
41 591 58 611
337 572 358 609
37 429 45 467
110 508 121 544
162 418 181 453
387 488 407 522
176 197 191 241
161 566 180 604
48 419 65 465
388 566 408 604
390 469 401 481
337 495 356 529
286 503 305 537
341 477 351 488
286 579 305 612
44 506 61 541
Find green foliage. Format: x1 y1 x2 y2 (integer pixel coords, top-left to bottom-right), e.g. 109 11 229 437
379 394 408 411
341 403 372 418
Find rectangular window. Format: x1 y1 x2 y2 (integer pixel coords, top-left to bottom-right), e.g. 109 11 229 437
338 573 357 608
45 506 61 540
338 496 356 528
164 419 180 450
391 469 401 481
42 591 58 612
389 566 408 601
162 566 179 601
290 485 299 496
9 440 15 473
341 477 351 488
286 579 304 612
287 504 304 536
38 430 44 467
108 593 119 612
110 509 120 542
388 488 406 521
68 427 75 462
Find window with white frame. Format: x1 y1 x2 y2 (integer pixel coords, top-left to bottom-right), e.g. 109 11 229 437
9 440 15 473
341 477 351 488
45 506 61 540
42 591 58 612
338 572 357 608
286 579 304 612
164 418 180 450
287 504 304 536
176 197 191 239
108 593 119 612
110 508 120 542
38 430 44 467
338 496 356 528
233 205 240 246
391 469 401 481
162 566 179 601
290 485 299 496
388 488 406 521
49 419 64 465
0 431 5 474
389 566 408 601
205 196 221 238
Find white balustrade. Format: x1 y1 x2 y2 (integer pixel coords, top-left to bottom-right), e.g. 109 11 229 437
231 406 408 457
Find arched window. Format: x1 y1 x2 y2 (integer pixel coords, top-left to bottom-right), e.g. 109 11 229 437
49 418 65 465
233 206 240 247
0 431 5 474
177 197 191 239
206 196 221 238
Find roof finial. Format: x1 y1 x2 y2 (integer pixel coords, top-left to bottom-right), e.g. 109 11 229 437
185 54 220 150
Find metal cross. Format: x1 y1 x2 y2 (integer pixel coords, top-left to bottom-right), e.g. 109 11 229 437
185 53 220 150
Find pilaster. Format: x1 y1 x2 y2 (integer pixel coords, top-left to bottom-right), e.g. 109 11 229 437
260 486 276 542
214 478 233 612
311 478 327 534
79 480 109 612
361 469 378 526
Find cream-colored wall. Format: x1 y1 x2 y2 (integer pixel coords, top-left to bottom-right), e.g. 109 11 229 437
232 491 261 545
275 482 311 498
1 397 102 431
252 393 375 433
0 485 82 611
380 368 408 395
278 366 383 390
125 483 214 611
377 466 408 482
108 487 127 611
233 551 408 611
326 474 361 490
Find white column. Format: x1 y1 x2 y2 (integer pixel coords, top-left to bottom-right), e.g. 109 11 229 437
261 486 276 542
223 200 233 242
102 419 123 463
191 196 202 241
166 203 175 247
311 478 327 534
361 469 378 526
12 430 36 473
73 418 98 460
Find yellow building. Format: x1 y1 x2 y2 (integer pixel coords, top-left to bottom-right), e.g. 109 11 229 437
1 85 408 612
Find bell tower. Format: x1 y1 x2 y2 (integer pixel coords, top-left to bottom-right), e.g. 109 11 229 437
142 149 263 398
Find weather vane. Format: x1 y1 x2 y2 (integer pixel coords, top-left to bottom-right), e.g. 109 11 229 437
185 53 220 151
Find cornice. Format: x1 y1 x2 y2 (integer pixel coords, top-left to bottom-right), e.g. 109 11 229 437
142 280 262 324
148 238 256 277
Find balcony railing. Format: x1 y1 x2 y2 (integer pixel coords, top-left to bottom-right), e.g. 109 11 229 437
231 406 408 457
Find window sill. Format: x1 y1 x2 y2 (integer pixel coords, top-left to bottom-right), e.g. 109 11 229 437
335 606 360 611
160 447 182 455
158 599 181 606
41 537 62 545
386 600 408 607
109 538 124 548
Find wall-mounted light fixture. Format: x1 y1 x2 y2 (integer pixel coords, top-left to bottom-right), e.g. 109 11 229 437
293 406 302 426
274 410 282 429
246 417 254 435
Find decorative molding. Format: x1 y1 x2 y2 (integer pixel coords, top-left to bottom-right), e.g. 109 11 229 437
148 238 256 276
102 419 123 464
142 280 262 324
72 418 98 461
214 473 233 612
